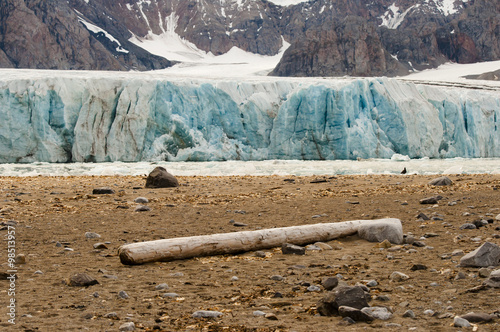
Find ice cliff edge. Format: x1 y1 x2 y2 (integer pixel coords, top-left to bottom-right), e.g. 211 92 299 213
0 75 498 163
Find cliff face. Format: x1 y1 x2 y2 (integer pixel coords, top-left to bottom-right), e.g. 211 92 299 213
0 0 498 76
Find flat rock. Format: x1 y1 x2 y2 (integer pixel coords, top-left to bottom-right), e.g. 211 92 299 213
357 218 403 244
281 243 305 255
338 305 374 322
390 271 410 282
67 273 99 287
361 306 393 320
453 316 471 328
85 232 101 239
134 197 149 204
92 187 115 195
420 196 443 204
460 312 494 323
145 167 179 188
428 176 453 186
192 310 223 318
460 242 500 267
134 205 151 212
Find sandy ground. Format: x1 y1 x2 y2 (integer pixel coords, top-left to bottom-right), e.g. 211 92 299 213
1 173 500 331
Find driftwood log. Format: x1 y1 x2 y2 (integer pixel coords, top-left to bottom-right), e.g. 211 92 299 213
119 218 402 265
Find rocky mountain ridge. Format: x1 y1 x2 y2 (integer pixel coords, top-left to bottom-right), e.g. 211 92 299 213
0 0 499 77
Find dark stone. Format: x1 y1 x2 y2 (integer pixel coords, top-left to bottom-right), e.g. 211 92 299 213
67 273 99 287
338 306 374 322
460 223 477 230
93 187 115 195
317 286 370 316
322 277 339 291
281 243 306 255
410 264 428 271
416 212 430 220
420 196 443 204
145 167 179 188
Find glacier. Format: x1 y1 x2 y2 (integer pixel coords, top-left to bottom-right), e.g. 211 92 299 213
0 71 499 163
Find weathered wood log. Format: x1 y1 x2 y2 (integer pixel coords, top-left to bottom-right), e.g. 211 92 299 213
118 218 402 265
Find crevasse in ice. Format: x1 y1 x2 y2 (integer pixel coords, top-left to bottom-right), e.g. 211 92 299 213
0 76 498 162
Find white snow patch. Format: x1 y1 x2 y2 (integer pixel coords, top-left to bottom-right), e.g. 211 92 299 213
77 16 129 54
266 0 310 6
379 4 416 29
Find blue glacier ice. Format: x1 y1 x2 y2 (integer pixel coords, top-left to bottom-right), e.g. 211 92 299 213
0 71 498 163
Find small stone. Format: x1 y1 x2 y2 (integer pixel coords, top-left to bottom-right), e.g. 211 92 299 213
118 290 129 299
253 310 266 317
233 222 247 227
305 244 322 251
366 280 378 287
270 275 285 281
134 197 149 204
390 271 410 282
410 264 427 271
192 310 223 318
478 268 491 278
55 241 63 247
85 232 101 239
357 219 403 244
93 187 115 195
338 316 356 325
416 212 430 220
155 283 169 290
412 241 426 247
322 277 339 291
14 254 26 264
162 293 179 298
135 205 151 212
254 251 267 258
93 243 108 249
455 271 466 280
453 316 471 328
307 285 321 292
314 242 333 250
281 243 306 255
361 306 392 320
119 322 135 331
484 269 500 287
104 312 119 319
145 167 179 188
375 295 390 301
34 270 43 275
231 276 239 281
424 309 435 316
451 249 464 256
317 286 370 316
67 273 99 287
428 176 452 186
265 313 278 320
460 223 477 230
403 310 415 318
420 196 442 204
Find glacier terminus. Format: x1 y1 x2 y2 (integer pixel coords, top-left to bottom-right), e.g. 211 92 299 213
0 70 498 163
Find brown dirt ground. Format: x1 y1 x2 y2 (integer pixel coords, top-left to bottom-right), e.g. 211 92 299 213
1 174 500 332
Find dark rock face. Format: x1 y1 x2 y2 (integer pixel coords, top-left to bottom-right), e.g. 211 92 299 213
0 0 499 76
145 166 179 188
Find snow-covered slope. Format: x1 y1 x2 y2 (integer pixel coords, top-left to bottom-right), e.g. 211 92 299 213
0 69 498 163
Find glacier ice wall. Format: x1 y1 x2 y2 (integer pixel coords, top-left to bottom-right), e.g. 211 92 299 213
0 74 499 163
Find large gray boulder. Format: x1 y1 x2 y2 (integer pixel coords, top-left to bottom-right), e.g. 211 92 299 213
357 219 403 244
145 167 179 188
460 242 500 267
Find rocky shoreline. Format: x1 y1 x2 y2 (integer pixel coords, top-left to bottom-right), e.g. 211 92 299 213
1 173 499 331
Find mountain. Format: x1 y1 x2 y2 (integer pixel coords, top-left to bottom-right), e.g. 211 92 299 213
0 0 499 76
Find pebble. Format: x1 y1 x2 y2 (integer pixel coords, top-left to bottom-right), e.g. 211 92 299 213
478 268 491 278
265 313 278 320
135 205 151 212
455 271 466 280
423 309 435 316
390 271 410 282
270 275 285 281
93 243 108 249
253 310 266 317
104 312 119 319
67 273 99 287
118 290 129 299
281 243 305 255
14 254 26 264
361 307 392 320
34 270 43 275
305 244 322 251
403 310 415 318
366 280 378 287
375 295 390 302
134 197 149 204
85 232 101 239
254 251 267 258
162 293 179 298
119 322 135 331
460 223 477 230
93 187 115 195
314 242 333 250
453 316 471 328
322 277 339 291
231 276 239 281
192 310 223 318
306 285 321 292
155 283 169 290
460 312 494 323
